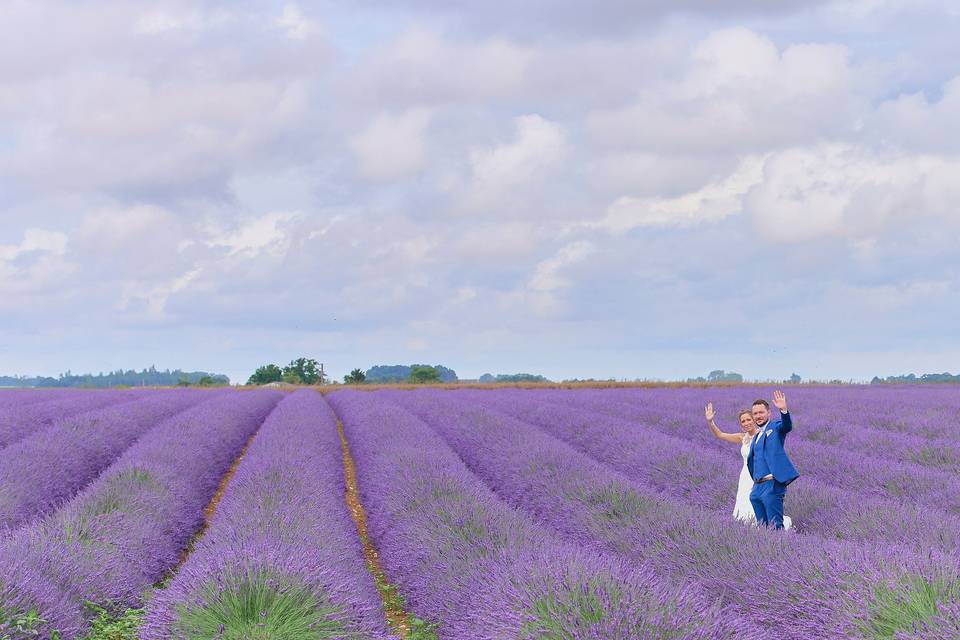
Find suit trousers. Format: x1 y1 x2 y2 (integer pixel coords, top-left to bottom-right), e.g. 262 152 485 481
750 479 787 529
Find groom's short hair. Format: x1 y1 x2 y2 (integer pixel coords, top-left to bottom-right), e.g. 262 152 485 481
752 399 770 409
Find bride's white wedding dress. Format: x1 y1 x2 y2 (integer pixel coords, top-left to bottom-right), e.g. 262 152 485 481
734 436 792 530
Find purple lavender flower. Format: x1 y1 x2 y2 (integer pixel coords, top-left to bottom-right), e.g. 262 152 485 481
142 390 392 640
327 389 740 639
0 389 138 449
386 388 960 639
453 387 960 553
0 536 86 638
0 390 214 530
0 389 281 639
2 384 958 639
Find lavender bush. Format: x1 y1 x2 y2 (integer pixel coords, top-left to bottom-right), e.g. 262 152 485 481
327 389 741 640
2 384 958 639
387 388 960 639
0 389 137 449
545 386 960 474
0 389 281 639
0 389 214 531
142 390 392 640
455 388 960 552
0 390 61 409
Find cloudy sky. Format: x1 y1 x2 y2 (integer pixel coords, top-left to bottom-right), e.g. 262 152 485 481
2 0 959 383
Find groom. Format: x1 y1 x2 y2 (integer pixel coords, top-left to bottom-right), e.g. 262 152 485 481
746 390 799 530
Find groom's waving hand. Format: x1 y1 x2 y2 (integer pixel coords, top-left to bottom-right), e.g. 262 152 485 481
772 389 787 412
772 390 790 429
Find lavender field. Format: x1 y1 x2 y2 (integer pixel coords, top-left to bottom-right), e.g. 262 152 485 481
1 385 959 639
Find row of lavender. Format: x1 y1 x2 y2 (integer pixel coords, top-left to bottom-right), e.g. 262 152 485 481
550 385 960 474
141 390 391 639
326 389 742 639
4 385 958 638
137 389 741 639
0 389 281 638
0 389 218 531
447 387 960 551
132 386 959 639
377 388 960 639
0 389 141 449
548 385 960 486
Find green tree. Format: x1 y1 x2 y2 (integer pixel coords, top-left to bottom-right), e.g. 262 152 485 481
282 370 304 385
283 358 323 385
344 368 366 384
409 365 441 384
247 364 283 385
706 369 743 383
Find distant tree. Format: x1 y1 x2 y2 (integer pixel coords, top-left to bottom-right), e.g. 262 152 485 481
197 376 216 386
365 365 411 383
0 368 228 388
432 365 458 382
492 373 550 383
706 370 743 383
282 370 304 385
921 372 960 383
479 373 495 383
366 364 458 383
409 365 442 384
871 371 960 384
788 373 802 384
344 368 366 384
247 364 283 385
283 358 323 385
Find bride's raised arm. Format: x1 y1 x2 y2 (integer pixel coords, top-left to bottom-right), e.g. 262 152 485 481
705 402 745 445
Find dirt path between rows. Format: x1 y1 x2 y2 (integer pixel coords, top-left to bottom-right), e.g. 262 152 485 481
166 403 412 637
335 416 412 639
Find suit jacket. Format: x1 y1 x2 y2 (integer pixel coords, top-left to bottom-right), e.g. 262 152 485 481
747 411 800 485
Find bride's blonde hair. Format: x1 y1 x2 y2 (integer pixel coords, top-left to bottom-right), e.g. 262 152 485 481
737 409 754 437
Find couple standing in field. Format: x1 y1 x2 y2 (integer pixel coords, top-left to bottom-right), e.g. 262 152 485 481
705 390 799 530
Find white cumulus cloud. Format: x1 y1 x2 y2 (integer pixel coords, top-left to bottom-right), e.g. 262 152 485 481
745 144 960 243
594 155 765 232
463 114 565 212
528 240 595 292
208 211 300 257
349 108 434 181
587 28 857 153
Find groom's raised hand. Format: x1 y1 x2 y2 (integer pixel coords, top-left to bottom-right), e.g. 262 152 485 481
704 402 715 422
773 390 788 413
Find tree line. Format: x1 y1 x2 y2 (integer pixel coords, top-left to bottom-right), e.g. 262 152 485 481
871 372 960 384
247 358 327 385
0 367 229 388
248 361 458 386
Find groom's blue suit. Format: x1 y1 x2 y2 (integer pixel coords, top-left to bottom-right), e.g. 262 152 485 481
747 410 799 529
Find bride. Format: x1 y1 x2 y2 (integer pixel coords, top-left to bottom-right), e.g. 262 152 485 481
704 402 792 530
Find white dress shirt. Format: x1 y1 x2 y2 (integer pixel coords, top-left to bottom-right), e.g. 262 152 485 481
752 428 774 482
